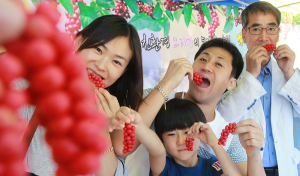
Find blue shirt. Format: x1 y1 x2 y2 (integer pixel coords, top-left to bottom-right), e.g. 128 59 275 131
257 61 278 167
149 156 223 176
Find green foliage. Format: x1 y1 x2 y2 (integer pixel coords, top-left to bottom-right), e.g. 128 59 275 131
201 3 212 24
78 1 98 28
174 8 183 23
184 4 192 27
223 15 234 33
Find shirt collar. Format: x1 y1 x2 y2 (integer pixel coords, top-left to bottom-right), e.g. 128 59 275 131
260 58 272 76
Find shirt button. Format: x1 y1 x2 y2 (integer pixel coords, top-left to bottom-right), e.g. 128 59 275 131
266 115 269 118
272 152 275 155
266 96 269 100
269 133 272 136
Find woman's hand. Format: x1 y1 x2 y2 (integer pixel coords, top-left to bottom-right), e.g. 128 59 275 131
108 106 142 132
94 88 120 119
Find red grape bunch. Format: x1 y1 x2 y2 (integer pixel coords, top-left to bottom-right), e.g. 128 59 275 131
65 0 86 39
218 123 236 146
264 44 276 52
113 0 130 19
197 10 206 28
88 72 105 89
193 71 203 85
123 123 136 153
234 12 241 27
0 83 27 176
163 0 180 11
185 137 194 151
137 1 154 17
2 3 108 176
208 6 220 38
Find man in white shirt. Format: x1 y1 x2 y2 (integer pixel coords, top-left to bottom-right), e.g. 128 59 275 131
216 2 300 176
117 38 265 176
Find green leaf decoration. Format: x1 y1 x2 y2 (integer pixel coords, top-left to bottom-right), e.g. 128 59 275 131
225 6 232 20
214 5 224 16
129 12 162 32
233 6 239 19
100 9 112 16
91 2 102 12
58 0 74 17
123 0 139 15
163 16 170 37
294 14 300 25
201 4 212 25
288 13 293 23
223 15 234 33
153 3 163 19
90 2 100 17
129 13 146 30
166 10 174 21
141 14 162 32
31 0 44 6
190 14 198 25
174 8 183 23
184 3 192 27
96 0 115 8
78 1 98 28
281 12 285 23
140 0 153 6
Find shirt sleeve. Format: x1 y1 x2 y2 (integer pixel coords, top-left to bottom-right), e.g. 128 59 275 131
149 157 171 176
115 156 128 176
209 158 223 176
226 134 247 163
216 71 266 122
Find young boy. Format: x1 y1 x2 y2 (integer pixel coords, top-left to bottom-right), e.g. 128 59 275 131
111 99 242 176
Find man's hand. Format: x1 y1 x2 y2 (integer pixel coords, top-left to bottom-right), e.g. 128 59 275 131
159 58 193 94
273 44 296 81
233 119 264 158
246 46 269 78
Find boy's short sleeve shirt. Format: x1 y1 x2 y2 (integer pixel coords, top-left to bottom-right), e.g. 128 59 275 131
149 156 223 176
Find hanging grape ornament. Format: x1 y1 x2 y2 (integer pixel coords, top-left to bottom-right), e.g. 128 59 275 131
1 3 108 176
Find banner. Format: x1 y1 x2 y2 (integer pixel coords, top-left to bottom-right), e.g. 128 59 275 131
27 0 300 92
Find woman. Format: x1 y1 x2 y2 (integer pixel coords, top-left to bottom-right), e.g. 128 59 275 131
24 15 143 176
74 15 143 176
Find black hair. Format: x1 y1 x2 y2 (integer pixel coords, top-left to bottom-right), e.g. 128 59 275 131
154 98 207 142
241 1 281 28
76 15 143 111
194 38 244 80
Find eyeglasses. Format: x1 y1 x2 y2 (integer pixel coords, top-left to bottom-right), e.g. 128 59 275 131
244 26 280 35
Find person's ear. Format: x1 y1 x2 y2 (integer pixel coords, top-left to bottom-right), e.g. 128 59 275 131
226 77 237 91
74 35 83 51
242 28 247 44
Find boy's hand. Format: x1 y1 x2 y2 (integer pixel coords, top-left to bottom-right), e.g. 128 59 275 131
188 122 218 147
108 107 142 132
